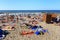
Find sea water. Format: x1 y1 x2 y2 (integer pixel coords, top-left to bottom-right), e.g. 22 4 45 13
0 10 60 15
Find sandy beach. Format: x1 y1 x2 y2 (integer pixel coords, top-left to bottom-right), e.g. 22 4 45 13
1 13 59 40
3 22 60 40
0 0 60 40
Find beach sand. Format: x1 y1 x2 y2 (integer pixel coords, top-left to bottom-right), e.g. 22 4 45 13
4 22 60 40
3 13 60 40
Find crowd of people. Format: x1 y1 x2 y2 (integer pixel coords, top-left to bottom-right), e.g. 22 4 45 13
0 14 18 40
0 13 60 39
20 14 43 27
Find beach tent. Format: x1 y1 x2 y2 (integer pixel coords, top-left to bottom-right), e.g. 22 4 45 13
42 13 57 23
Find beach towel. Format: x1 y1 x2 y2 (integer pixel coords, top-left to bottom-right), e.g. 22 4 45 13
0 29 4 37
35 31 44 35
31 26 38 30
0 29 5 40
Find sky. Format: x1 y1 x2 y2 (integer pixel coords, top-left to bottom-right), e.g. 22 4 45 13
0 0 60 10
